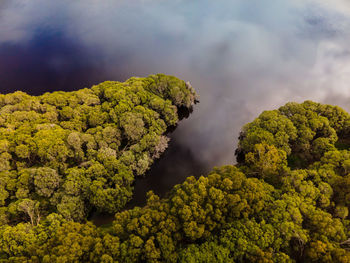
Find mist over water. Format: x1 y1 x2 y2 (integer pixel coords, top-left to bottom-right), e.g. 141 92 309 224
2 0 350 204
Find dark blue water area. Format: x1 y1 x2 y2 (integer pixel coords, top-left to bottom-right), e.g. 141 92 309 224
0 29 118 95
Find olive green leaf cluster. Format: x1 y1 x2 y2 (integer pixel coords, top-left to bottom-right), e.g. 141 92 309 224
0 166 275 262
0 74 197 224
3 94 350 262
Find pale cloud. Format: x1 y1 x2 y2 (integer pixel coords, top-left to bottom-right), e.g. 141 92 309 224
310 0 350 15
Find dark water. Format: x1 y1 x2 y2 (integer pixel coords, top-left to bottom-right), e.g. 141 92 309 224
2 0 350 224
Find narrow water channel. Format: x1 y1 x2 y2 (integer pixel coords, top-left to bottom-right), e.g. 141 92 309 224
90 110 209 226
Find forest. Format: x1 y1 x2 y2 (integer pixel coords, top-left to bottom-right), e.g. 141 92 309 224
2 75 350 262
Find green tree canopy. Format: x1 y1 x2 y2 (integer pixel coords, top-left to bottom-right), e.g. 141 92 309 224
3 89 350 262
0 74 198 224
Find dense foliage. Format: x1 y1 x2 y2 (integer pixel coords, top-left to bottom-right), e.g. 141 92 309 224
3 88 350 262
0 74 197 225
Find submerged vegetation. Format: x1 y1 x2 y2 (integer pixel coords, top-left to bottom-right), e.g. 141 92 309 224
2 79 350 262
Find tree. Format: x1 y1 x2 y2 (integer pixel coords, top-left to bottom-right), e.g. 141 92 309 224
18 199 41 226
33 167 61 197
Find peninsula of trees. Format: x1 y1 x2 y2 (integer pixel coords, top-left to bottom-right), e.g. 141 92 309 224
0 74 197 226
2 78 350 262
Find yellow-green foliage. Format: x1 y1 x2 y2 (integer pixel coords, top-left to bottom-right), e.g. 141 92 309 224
0 74 197 223
4 99 350 262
